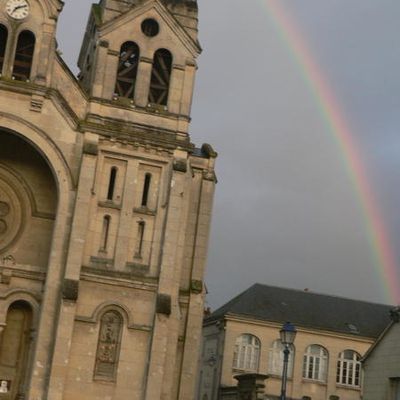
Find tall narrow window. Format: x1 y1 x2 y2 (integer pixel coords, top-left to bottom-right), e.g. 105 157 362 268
268 340 294 378
232 334 260 372
149 49 172 106
100 216 111 252
135 220 145 258
303 345 328 382
114 42 140 99
336 350 361 387
141 173 152 207
94 310 123 381
12 30 35 81
107 167 117 201
0 25 8 74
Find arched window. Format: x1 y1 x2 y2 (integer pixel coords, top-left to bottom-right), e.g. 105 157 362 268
0 301 33 398
303 345 328 382
100 215 111 252
12 30 35 81
149 49 172 106
336 350 361 387
232 334 260 372
268 339 294 378
114 41 140 99
134 220 145 258
107 167 118 201
0 25 8 74
94 310 123 380
141 173 152 207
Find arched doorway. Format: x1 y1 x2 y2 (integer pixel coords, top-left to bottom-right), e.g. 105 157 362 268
0 301 33 399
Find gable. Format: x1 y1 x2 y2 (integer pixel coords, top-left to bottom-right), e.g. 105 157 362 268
98 0 201 59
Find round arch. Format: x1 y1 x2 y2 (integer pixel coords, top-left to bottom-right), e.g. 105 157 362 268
0 288 40 329
0 111 74 193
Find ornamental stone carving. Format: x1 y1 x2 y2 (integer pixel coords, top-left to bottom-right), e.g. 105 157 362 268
94 311 123 380
0 176 24 253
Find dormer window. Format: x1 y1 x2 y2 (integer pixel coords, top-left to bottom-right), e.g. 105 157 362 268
12 30 35 81
149 49 172 106
114 41 140 99
0 25 8 74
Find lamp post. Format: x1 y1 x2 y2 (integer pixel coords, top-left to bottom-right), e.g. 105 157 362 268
279 322 297 400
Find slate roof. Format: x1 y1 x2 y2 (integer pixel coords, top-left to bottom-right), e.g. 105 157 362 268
207 283 393 338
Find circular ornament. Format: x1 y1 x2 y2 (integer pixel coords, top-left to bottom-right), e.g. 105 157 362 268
0 178 24 253
141 19 159 37
5 0 30 20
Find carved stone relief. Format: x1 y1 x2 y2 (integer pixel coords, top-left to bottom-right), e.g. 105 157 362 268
0 173 24 253
94 311 123 381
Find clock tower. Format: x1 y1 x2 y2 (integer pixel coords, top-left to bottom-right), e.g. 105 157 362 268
0 0 216 399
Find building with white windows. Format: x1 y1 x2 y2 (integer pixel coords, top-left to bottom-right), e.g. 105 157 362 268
198 284 392 400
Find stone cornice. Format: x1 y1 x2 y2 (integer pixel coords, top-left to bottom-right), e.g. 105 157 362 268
0 79 198 153
83 113 194 152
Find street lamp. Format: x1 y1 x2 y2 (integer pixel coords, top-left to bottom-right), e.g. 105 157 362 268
279 322 297 400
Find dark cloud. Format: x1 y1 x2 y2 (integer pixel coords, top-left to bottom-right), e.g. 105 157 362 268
57 1 400 309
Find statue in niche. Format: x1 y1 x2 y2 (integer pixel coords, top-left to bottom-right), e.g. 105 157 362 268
94 311 122 379
0 380 9 393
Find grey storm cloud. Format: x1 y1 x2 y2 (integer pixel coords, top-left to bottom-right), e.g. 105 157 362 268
57 0 400 308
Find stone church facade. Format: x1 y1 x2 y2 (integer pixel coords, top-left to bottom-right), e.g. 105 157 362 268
0 0 216 399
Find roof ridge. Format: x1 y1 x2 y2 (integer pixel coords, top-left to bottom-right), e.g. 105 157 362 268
253 282 393 307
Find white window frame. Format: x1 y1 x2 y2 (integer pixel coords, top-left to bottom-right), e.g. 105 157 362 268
336 350 361 387
232 334 260 372
268 339 294 378
302 344 328 382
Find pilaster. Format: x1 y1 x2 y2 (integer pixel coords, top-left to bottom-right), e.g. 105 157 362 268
168 64 185 114
179 173 216 399
180 62 197 116
114 159 138 269
135 57 153 107
35 22 56 85
46 134 99 400
93 40 110 98
145 153 191 400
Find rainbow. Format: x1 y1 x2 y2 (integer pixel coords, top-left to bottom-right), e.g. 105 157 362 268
259 0 400 304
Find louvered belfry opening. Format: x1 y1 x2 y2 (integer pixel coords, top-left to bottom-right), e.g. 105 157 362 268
12 30 35 81
0 25 8 74
114 41 140 99
149 49 172 106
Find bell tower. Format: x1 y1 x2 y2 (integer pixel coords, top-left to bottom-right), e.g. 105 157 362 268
77 0 200 139
0 0 63 85
0 0 215 399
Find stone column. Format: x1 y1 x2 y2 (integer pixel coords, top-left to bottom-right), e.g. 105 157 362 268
179 61 197 116
134 57 153 108
168 64 185 114
92 40 111 98
35 22 56 85
235 374 269 400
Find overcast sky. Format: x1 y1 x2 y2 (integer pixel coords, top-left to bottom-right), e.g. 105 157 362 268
57 1 400 309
